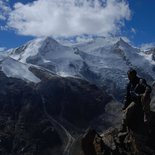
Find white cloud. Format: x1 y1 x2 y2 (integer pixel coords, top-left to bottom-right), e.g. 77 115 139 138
131 27 136 34
75 35 94 43
0 0 11 20
140 43 155 51
121 36 131 43
7 0 131 37
0 25 8 31
0 47 6 51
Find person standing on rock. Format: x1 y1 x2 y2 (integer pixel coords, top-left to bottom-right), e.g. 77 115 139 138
121 68 152 132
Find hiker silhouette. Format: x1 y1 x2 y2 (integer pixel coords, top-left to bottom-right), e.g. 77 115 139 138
121 69 152 132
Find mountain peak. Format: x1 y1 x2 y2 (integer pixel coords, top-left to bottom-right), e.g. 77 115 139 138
117 38 129 47
40 36 64 50
119 37 125 42
44 36 58 43
112 38 134 53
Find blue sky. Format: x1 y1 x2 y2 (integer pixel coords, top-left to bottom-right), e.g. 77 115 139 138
122 0 155 46
0 0 155 49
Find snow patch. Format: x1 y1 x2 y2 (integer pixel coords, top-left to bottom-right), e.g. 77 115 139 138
1 58 41 83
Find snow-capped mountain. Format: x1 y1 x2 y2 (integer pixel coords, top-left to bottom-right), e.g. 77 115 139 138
77 37 155 79
10 37 84 78
1 36 154 99
75 37 155 97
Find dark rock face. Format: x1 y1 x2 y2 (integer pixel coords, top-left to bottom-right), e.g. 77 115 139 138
0 70 112 155
0 71 62 155
37 77 111 128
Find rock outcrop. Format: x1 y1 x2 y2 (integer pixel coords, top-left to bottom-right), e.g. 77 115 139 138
79 111 155 155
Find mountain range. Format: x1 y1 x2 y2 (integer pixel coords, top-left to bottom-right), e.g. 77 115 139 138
1 36 155 99
0 36 155 154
